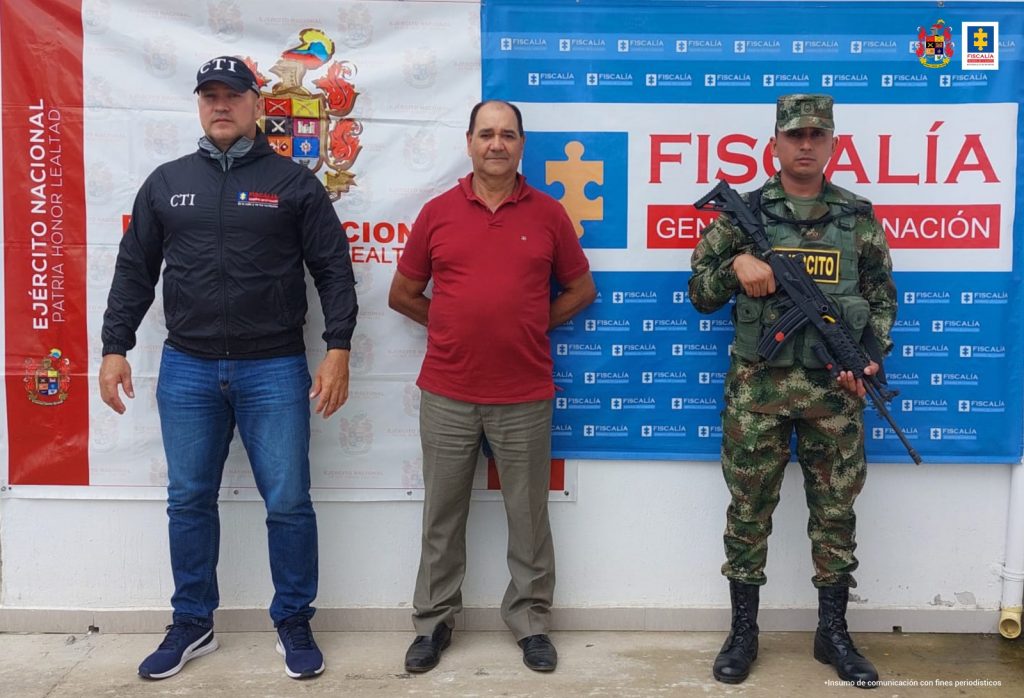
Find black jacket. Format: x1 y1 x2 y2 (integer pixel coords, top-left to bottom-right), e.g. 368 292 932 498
102 131 357 358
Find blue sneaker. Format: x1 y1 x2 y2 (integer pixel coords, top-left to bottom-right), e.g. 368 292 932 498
138 622 218 679
275 616 325 679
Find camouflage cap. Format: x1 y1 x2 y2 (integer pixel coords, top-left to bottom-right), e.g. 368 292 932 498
776 93 834 132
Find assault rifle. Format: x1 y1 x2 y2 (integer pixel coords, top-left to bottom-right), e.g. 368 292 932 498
694 180 922 464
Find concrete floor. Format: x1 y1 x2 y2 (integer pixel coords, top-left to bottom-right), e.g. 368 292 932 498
0 630 1021 697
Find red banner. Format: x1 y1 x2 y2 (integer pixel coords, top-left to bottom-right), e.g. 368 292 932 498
876 204 1001 249
646 205 719 249
2 0 90 484
647 202 1002 251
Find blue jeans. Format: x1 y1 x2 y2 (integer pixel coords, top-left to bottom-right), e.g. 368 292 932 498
156 345 317 626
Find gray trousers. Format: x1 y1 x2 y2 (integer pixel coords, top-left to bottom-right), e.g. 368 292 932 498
412 390 555 640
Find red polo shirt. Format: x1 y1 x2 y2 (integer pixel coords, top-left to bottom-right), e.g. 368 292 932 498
399 174 590 404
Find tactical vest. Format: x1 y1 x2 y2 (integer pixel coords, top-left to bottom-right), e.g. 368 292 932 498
731 198 871 369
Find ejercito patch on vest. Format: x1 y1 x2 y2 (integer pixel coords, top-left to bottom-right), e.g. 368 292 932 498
773 247 841 284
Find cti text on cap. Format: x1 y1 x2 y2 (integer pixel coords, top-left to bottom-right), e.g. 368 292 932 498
194 56 260 95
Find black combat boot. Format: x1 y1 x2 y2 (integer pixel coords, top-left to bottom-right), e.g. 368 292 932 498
712 580 759 683
814 585 879 688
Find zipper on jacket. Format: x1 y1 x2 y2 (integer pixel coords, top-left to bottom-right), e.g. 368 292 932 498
218 169 230 356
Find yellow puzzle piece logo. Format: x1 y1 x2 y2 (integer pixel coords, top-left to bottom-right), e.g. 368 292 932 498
546 141 604 238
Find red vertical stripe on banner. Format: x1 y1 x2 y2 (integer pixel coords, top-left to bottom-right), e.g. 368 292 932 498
487 458 501 490
487 458 566 491
2 0 89 484
549 458 565 492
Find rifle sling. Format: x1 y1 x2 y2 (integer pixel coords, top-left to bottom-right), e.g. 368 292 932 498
748 184 866 229
747 184 890 386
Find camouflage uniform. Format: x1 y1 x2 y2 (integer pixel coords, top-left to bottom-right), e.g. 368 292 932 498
690 132 897 587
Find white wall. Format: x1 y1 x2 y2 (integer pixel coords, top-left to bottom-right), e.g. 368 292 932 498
0 0 1019 634
1 460 1011 629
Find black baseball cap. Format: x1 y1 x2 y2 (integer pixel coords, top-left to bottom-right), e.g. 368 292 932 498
194 55 259 95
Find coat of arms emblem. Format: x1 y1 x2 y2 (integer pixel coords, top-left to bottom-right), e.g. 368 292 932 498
24 348 71 406
248 29 363 200
916 18 954 68
338 412 374 455
208 0 243 43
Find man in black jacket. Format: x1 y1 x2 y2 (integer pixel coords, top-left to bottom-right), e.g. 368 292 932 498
99 56 357 681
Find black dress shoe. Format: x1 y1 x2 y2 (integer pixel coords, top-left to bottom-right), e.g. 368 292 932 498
518 634 557 672
404 623 452 673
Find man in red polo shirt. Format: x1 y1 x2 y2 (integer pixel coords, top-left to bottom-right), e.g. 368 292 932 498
389 100 596 674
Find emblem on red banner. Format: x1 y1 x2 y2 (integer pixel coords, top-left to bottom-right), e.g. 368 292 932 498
915 18 954 68
23 348 71 406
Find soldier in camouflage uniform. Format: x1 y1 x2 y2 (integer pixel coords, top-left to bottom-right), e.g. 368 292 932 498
690 94 897 688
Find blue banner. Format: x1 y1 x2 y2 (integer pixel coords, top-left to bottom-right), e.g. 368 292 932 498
484 0 1024 463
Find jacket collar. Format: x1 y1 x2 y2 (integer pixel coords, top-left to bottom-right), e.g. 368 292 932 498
197 128 273 170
